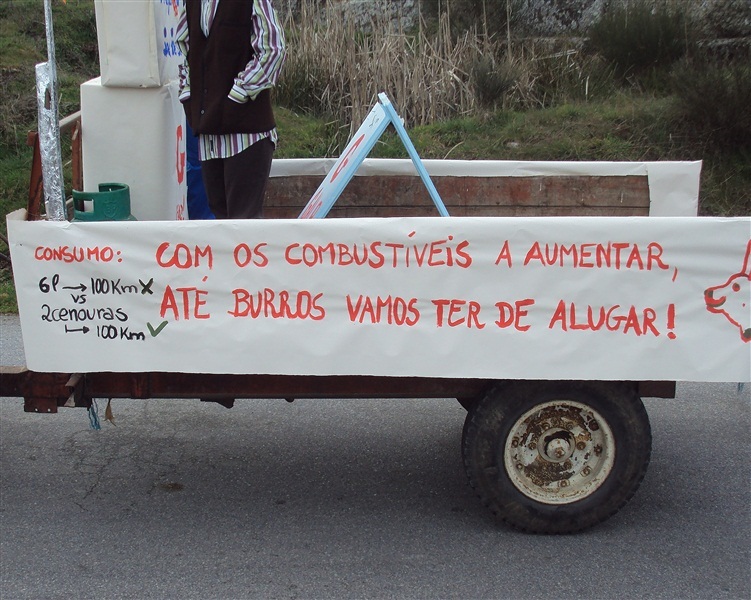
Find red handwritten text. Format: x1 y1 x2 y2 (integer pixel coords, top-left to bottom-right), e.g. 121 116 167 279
176 125 185 185
495 299 535 331
299 189 323 220
346 295 420 326
35 246 117 263
524 242 668 270
495 240 512 267
432 299 485 328
233 243 269 268
285 236 471 269
548 300 660 336
330 134 365 183
160 285 210 320
156 242 213 270
228 288 325 320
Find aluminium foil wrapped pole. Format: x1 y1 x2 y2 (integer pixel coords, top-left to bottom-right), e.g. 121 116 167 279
35 0 66 221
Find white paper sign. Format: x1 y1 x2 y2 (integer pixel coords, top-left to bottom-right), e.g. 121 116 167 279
298 93 449 218
95 0 181 87
7 214 751 382
299 100 390 219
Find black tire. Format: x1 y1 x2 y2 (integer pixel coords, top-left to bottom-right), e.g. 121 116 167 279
462 380 651 534
456 383 495 411
456 396 479 411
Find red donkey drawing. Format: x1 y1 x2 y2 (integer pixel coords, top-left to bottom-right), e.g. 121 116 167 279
704 240 751 343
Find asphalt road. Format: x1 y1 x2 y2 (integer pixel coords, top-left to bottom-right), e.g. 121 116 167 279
1 314 749 600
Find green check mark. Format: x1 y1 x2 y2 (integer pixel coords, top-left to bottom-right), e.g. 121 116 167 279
147 321 168 337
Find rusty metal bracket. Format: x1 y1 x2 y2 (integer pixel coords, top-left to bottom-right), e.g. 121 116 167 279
0 367 89 413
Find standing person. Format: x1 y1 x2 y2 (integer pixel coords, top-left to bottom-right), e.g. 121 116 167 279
176 0 286 219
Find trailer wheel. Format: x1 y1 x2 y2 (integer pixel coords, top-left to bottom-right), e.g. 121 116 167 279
462 380 651 534
457 397 477 411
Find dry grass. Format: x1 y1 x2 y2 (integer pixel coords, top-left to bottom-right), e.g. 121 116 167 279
277 1 616 137
279 1 483 132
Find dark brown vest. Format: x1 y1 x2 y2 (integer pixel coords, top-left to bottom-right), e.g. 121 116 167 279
183 0 275 135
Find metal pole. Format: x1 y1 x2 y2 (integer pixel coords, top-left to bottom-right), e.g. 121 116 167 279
35 0 66 221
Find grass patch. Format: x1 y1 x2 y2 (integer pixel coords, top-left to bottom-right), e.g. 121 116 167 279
0 270 18 314
670 58 751 152
699 151 751 216
275 107 343 158
586 0 694 82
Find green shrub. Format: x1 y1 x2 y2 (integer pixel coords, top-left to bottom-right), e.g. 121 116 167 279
275 56 327 116
470 55 517 109
702 0 751 38
587 0 693 80
420 0 523 39
670 58 751 151
526 49 616 106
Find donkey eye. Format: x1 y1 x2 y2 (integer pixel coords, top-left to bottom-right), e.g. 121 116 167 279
732 283 741 292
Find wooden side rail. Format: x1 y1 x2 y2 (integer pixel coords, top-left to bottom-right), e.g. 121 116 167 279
265 174 651 219
26 110 82 221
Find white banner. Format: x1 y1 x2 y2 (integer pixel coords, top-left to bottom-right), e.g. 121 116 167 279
8 213 751 382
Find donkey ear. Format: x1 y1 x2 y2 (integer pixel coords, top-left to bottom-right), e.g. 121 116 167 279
742 240 751 276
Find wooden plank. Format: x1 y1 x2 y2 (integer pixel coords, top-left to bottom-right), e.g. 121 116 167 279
25 112 82 221
266 205 651 219
71 118 83 192
25 133 44 221
0 366 29 397
265 175 651 218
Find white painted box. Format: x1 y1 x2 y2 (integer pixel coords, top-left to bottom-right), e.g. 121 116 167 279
81 77 187 221
95 0 181 87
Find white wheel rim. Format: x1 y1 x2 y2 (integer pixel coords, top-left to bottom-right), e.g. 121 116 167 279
503 400 615 505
